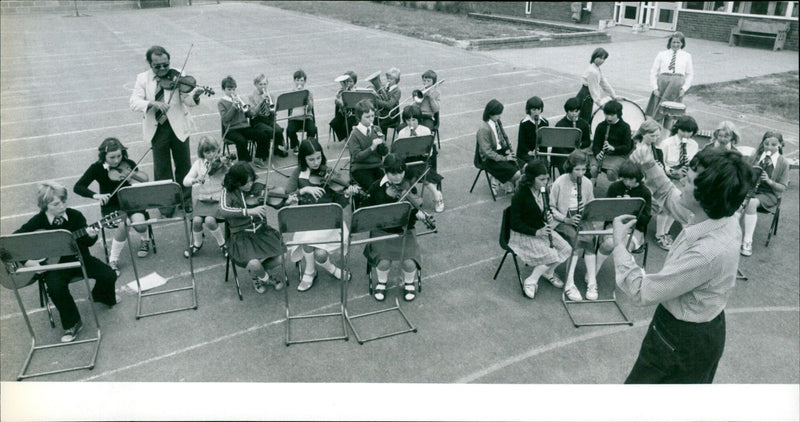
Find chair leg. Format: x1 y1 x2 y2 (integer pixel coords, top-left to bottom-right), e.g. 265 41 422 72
469 169 483 193
493 251 509 280
485 172 497 202
511 254 524 294
148 225 156 254
101 228 109 263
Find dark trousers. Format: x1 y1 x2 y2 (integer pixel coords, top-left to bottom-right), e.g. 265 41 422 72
626 304 726 384
330 113 356 142
227 125 271 161
351 167 384 191
576 85 594 124
251 116 285 152
45 256 117 330
286 118 318 148
152 121 192 203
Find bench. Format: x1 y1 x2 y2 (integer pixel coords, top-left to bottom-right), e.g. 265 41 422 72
729 18 790 51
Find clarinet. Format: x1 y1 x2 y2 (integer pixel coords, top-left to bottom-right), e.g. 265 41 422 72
595 124 612 172
743 164 765 209
540 186 554 248
574 175 583 225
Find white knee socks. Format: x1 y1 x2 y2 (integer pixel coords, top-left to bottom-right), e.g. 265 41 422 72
743 213 757 243
566 256 579 287
209 226 225 246
110 239 126 262
302 250 316 275
657 214 674 237
584 254 597 286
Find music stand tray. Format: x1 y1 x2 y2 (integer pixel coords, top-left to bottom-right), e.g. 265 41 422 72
277 203 349 346
562 198 645 328
345 202 417 344
117 181 198 319
391 134 434 173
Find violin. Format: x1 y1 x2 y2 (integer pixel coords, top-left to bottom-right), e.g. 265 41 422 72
108 161 135 182
385 180 436 232
159 69 216 96
244 182 292 209
206 153 235 177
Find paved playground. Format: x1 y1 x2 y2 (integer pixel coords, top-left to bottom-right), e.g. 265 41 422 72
1 2 798 419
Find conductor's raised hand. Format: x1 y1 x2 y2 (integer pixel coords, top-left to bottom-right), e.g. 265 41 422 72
612 215 638 246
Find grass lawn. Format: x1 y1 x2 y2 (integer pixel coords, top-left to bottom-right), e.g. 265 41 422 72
265 1 552 43
689 71 799 123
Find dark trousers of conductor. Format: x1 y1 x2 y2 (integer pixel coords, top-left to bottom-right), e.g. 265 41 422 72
152 121 192 209
45 256 117 330
625 304 725 384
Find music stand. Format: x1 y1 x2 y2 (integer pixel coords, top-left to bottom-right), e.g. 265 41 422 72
342 91 377 138
345 202 417 344
267 90 311 178
0 230 101 380
391 134 434 174
537 127 582 178
117 181 198 319
562 198 645 328
277 203 349 346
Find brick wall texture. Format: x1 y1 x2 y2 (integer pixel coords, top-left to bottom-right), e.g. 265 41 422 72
0 1 139 15
677 10 798 51
466 2 614 25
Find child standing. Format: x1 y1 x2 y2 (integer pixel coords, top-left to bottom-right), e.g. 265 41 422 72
508 160 572 299
74 137 150 275
550 150 597 301
182 136 230 258
740 131 789 256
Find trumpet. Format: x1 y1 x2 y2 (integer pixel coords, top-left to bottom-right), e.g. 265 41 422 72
379 78 445 120
257 90 274 116
232 94 250 112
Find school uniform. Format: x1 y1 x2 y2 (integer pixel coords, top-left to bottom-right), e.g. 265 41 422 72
348 123 386 190
750 151 789 211
508 186 571 267
477 120 518 183
516 116 549 165
361 176 421 266
218 188 284 267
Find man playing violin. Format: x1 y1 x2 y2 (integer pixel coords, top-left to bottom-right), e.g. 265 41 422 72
130 45 203 216
247 74 288 159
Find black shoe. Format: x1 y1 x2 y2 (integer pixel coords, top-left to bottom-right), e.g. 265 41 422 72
274 149 288 158
184 203 193 214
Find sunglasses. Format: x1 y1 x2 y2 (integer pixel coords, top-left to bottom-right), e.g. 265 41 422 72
152 63 170 69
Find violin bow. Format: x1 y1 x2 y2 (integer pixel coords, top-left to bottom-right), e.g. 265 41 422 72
163 43 194 107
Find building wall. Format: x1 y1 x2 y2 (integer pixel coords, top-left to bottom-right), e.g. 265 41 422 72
0 0 139 15
468 2 614 25
677 10 798 51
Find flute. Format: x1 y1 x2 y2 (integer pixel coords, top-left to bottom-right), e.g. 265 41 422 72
540 186 554 248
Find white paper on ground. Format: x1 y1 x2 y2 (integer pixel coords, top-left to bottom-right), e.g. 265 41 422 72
125 272 167 293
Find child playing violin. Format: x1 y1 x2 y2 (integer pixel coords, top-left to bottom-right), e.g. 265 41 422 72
550 150 597 301
508 160 572 299
74 137 150 275
218 162 285 294
283 138 359 292
395 105 445 212
182 136 230 258
361 154 427 302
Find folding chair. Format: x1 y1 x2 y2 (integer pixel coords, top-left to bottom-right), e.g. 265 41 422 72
100 211 155 264
0 230 101 380
492 207 524 295
391 134 437 199
117 181 198 319
342 91 377 139
222 223 244 300
432 111 441 150
760 196 781 247
267 90 311 173
562 198 645 328
469 140 497 201
537 127 582 179
277 203 349 345
345 202 418 344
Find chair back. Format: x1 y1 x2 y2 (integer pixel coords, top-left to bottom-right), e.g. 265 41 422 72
0 230 81 289
499 207 512 250
277 203 344 234
350 202 412 234
117 180 184 211
473 140 484 170
538 127 582 149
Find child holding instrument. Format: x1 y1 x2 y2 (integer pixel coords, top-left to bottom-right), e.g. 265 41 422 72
361 154 426 302
218 75 270 168
595 160 652 273
247 74 288 158
591 100 633 181
396 105 445 212
516 96 549 167
550 150 597 301
219 162 285 294
375 68 402 135
348 99 388 190
508 160 572 299
284 138 358 291
555 97 593 171
330 72 357 142
655 116 699 250
182 136 230 258
740 131 789 256
703 121 742 153
418 69 440 131
74 137 150 275
477 99 521 195
285 69 318 154
15 182 119 343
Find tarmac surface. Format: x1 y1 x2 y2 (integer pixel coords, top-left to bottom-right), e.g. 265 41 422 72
0 2 798 420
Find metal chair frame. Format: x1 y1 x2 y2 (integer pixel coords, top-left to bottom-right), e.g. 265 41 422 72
277 203 349 346
469 140 497 202
0 230 101 380
342 91 377 140
118 181 198 319
760 196 781 247
221 122 256 161
562 198 646 328
536 127 582 179
492 207 524 295
345 202 417 344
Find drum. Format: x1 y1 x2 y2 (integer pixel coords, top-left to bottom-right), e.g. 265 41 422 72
591 98 646 138
658 101 686 117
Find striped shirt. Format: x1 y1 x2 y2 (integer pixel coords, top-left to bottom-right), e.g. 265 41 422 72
613 162 741 322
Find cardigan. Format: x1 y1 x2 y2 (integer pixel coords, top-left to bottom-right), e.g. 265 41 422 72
750 152 790 196
477 121 512 162
517 116 549 159
218 97 250 131
592 119 633 157
509 186 547 236
549 174 594 221
74 159 137 214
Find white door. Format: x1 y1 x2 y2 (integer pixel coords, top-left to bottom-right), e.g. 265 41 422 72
652 2 678 30
615 2 641 26
641 1 657 26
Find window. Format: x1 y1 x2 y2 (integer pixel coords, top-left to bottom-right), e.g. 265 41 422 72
684 1 705 9
624 5 638 19
659 8 675 23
